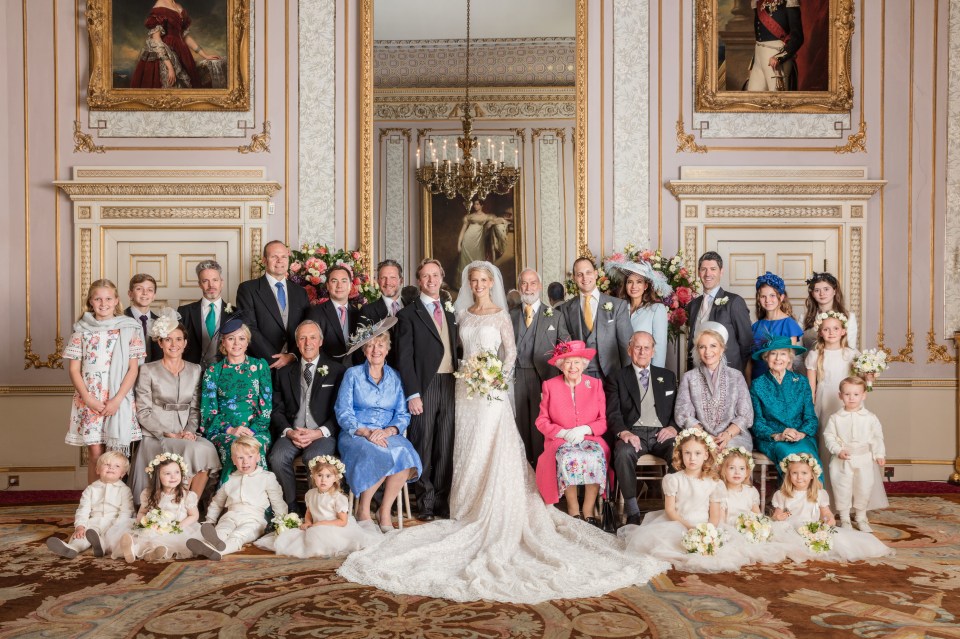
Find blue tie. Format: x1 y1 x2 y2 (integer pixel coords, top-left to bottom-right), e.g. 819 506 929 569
275 281 287 311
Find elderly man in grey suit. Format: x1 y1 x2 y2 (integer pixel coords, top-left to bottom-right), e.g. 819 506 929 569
509 268 570 465
559 257 632 381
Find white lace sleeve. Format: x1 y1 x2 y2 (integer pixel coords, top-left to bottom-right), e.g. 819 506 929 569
497 310 517 374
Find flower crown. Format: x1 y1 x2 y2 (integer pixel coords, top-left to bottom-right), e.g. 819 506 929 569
148 307 182 340
308 455 346 479
676 428 718 454
813 310 848 331
716 446 754 471
145 452 189 478
779 453 823 478
755 271 785 295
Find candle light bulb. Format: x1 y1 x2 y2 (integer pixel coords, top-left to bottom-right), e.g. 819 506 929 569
416 148 421 169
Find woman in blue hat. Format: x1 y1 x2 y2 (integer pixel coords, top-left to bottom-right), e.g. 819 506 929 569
749 336 823 478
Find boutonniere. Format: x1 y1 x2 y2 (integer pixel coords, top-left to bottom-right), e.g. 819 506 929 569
224 302 235 313
657 376 664 383
714 296 729 306
543 307 554 317
317 365 329 377
602 302 613 312
444 301 455 313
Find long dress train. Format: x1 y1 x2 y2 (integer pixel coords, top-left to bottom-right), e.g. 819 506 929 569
337 309 668 604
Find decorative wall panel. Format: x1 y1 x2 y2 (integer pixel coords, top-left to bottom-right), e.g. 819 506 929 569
381 133 408 267
536 132 565 285
945 0 960 335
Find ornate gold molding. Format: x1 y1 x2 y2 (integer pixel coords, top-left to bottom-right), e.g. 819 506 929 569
251 228 263 279
73 120 104 154
851 205 864 218
80 228 92 306
531 128 566 140
834 121 867 154
23 336 64 370
683 227 698 272
666 182 886 198
0 385 78 395
927 330 957 364
76 168 265 178
676 118 707 154
250 206 262 219
378 127 412 142
416 128 433 143
78 206 91 219
878 330 915 364
56 183 282 197
873 378 958 389
574 0 587 258
101 206 242 219
359 0 374 271
685 205 698 218
513 128 528 143
238 121 271 154
849 226 862 330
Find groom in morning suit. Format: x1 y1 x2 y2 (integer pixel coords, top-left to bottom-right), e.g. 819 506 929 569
268 320 345 513
236 240 309 370
605 331 678 526
396 258 459 520
558 257 633 381
510 268 570 465
178 260 236 369
685 251 753 374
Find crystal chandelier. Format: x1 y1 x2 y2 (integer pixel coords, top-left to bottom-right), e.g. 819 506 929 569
415 0 520 209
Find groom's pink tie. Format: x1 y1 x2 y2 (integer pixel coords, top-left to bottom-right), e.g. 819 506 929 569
432 300 443 327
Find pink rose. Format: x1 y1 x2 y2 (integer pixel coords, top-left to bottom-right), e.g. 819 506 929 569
290 262 302 273
675 286 693 306
309 276 321 285
318 246 328 255
669 307 687 326
609 252 624 263
352 251 361 260
350 285 360 298
317 262 327 273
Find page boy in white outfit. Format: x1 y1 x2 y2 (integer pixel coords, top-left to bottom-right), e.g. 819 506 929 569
187 436 286 560
822 376 886 532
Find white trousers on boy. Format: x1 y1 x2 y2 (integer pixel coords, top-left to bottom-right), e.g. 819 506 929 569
829 451 876 512
66 516 123 553
212 511 267 554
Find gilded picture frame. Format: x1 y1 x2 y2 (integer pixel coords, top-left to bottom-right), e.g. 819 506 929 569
694 0 854 113
422 188 524 295
85 0 250 111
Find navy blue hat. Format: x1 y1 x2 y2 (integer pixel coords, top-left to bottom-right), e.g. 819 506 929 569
220 310 248 336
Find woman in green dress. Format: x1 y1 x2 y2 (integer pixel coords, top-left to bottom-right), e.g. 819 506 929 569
200 315 273 483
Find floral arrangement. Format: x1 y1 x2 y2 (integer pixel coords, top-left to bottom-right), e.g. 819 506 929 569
602 245 700 341
276 244 380 307
853 348 888 391
796 521 837 554
145 452 189 478
136 508 183 535
681 522 727 556
716 446 754 472
779 452 823 478
271 512 302 535
675 428 718 454
735 513 773 544
308 455 346 479
454 350 509 401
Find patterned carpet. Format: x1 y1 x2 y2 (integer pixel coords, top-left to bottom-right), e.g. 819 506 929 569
0 496 957 638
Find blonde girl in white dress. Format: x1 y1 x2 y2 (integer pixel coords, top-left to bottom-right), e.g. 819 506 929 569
256 456 382 558
771 453 890 563
114 453 200 561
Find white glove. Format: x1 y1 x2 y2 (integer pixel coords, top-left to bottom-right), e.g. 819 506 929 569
574 425 593 437
556 428 570 441
568 431 585 446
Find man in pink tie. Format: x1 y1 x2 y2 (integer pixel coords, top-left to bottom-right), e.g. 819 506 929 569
395 258 459 520
306 265 361 365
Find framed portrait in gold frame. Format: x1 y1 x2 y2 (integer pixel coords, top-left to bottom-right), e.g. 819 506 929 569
422 188 524 295
694 0 854 113
85 0 250 111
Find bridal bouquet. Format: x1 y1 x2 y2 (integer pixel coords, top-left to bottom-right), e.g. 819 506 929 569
454 350 509 401
272 512 302 535
796 521 837 553
735 513 773 544
853 348 888 391
681 523 726 556
136 508 183 535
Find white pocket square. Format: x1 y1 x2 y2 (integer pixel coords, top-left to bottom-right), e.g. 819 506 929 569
607 318 614 323
547 325 556 331
665 390 674 396
321 384 335 388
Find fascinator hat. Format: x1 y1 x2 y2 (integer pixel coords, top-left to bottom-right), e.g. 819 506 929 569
755 271 786 295
148 307 182 340
220 310 249 336
547 340 597 368
751 335 807 361
605 258 674 299
693 320 729 346
343 316 398 357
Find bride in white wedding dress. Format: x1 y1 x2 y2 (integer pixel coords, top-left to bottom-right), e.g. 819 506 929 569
337 260 668 604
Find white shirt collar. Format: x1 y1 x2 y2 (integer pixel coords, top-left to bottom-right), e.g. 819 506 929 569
202 298 221 311
704 285 721 298
580 288 600 302
303 355 320 370
130 305 151 319
265 273 286 289
524 299 541 313
420 292 441 308
632 363 651 377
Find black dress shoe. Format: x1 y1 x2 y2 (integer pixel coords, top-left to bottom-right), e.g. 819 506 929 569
586 517 601 528
419 513 436 522
625 513 643 526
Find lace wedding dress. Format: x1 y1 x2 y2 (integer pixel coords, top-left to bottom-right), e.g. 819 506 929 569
337 309 668 604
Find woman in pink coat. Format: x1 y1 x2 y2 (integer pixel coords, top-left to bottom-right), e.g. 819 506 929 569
535 340 610 526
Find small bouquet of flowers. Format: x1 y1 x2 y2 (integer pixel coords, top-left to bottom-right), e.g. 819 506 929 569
454 350 509 401
853 348 888 391
796 521 837 553
277 244 379 307
136 509 183 535
735 513 774 544
271 512 302 535
681 522 726 556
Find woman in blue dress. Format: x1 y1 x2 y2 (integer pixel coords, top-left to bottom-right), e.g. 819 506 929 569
749 336 822 478
751 272 803 379
335 317 421 532
609 259 673 368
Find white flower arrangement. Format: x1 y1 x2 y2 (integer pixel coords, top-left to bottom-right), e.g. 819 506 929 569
717 446 755 472
308 455 346 479
145 452 189 478
316 365 329 377
602 302 614 312
148 307 182 340
796 521 837 553
735 513 773 544
454 350 509 401
853 348 888 391
779 452 823 478
224 302 235 313
136 508 183 535
656 376 664 383
676 428 718 454
444 301 456 313
272 512 302 535
543 307 554 317
681 522 727 556
714 296 730 306
812 310 848 331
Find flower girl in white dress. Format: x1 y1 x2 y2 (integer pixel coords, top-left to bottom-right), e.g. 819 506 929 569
771 453 891 563
256 456 382 558
114 453 200 561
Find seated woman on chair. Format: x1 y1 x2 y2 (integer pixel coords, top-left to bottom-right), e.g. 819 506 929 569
535 340 609 527
334 318 421 532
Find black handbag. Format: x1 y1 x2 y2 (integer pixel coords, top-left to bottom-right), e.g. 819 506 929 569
601 480 619 533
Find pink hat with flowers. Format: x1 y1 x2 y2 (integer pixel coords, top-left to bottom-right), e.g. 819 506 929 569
548 340 597 368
